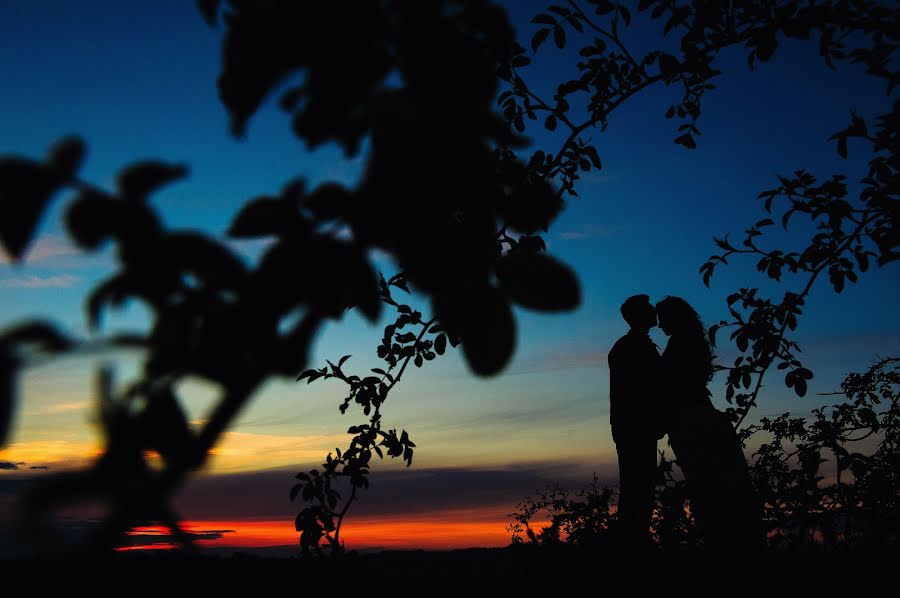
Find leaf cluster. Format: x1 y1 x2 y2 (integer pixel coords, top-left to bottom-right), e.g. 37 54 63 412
0 0 584 553
744 358 899 547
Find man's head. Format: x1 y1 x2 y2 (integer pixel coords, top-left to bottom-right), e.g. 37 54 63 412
620 294 657 331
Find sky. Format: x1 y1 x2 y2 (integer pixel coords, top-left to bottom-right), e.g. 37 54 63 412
1 1 898 552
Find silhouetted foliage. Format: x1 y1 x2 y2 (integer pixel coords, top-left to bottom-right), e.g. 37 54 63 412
508 457 701 550
703 102 899 427
511 359 898 550
504 0 896 552
0 0 580 553
745 358 899 547
0 0 896 555
507 474 617 548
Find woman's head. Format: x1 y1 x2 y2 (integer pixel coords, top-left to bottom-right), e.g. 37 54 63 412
655 296 704 338
656 296 715 381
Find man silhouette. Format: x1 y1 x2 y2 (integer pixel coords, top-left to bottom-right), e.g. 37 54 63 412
607 294 661 547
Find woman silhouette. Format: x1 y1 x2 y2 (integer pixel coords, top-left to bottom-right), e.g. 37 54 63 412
656 296 761 550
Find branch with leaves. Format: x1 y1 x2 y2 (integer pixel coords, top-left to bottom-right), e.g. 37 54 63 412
744 358 899 546
701 102 897 428
291 273 456 553
498 0 897 202
0 1 582 554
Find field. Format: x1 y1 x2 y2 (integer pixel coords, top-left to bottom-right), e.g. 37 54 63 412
3 544 896 597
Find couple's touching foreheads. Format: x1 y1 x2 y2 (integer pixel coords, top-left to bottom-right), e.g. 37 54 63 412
608 294 761 550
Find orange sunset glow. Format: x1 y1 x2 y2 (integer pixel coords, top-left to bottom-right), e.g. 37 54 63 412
123 507 523 551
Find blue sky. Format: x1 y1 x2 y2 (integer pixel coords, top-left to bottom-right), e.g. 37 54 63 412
1 1 898 549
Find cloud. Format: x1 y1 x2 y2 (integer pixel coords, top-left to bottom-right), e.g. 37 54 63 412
25 401 91 416
208 430 350 473
3 464 612 551
0 235 81 265
509 349 609 374
0 461 22 471
0 274 79 288
581 173 619 184
119 526 236 547
173 461 608 522
412 394 606 440
0 439 99 470
25 401 91 417
560 231 590 240
557 225 625 241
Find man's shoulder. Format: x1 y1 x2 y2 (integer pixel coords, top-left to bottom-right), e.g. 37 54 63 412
608 334 631 362
609 332 658 368
611 332 655 351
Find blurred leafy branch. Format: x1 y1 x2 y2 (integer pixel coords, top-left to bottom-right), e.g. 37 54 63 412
0 0 583 554
0 0 896 555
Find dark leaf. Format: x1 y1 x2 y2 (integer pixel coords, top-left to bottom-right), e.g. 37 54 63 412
48 137 86 181
196 0 220 26
0 320 72 354
836 136 848 159
513 114 525 132
436 288 514 377
305 183 352 221
567 15 584 33
674 133 696 149
117 162 188 201
583 146 601 169
395 332 416 344
496 253 580 312
228 196 289 238
531 14 556 26
0 350 18 447
594 1 615 15
658 53 679 77
87 274 130 330
278 86 304 112
553 25 566 49
755 31 778 62
0 159 63 259
512 55 531 68
64 191 120 250
531 28 550 53
708 324 719 347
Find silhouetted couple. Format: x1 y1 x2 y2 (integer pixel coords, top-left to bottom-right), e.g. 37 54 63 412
608 294 760 550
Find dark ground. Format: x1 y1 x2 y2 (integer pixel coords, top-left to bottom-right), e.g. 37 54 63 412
2 545 896 597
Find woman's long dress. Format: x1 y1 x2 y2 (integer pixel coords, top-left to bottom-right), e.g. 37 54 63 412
661 333 762 549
